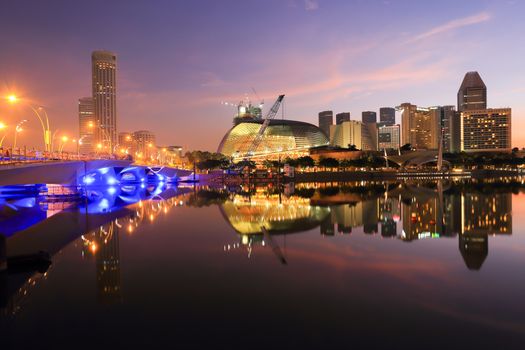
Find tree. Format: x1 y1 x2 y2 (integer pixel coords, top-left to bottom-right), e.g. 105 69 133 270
348 144 358 151
318 157 339 170
297 156 315 168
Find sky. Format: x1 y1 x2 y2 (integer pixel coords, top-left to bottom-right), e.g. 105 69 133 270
0 0 524 152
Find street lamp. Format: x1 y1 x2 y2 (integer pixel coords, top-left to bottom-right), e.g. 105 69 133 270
5 95 52 153
59 135 69 153
13 119 27 154
0 122 7 148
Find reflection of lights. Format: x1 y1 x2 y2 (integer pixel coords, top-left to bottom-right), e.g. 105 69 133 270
91 243 98 253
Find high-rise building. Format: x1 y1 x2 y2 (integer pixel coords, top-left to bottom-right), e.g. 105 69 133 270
92 50 117 150
378 124 400 150
457 71 487 112
335 112 350 125
330 120 363 149
429 106 457 152
379 107 396 125
78 97 95 154
362 111 377 124
133 130 156 160
398 103 439 149
362 123 378 151
459 108 511 152
318 111 333 137
329 120 375 151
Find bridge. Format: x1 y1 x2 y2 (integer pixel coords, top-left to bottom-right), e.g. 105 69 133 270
0 160 194 187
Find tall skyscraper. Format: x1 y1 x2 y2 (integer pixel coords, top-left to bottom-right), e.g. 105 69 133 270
330 120 363 149
133 130 156 159
398 103 439 149
92 50 117 151
78 97 95 154
457 71 487 112
318 110 333 137
362 111 377 124
429 106 457 152
379 107 396 125
335 112 350 125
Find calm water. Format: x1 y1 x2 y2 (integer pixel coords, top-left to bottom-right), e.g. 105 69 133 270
1 179 525 349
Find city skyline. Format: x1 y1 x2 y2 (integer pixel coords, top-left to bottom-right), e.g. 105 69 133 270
0 0 523 151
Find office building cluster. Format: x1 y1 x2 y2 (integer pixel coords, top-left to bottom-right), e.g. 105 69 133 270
77 51 182 162
319 71 511 153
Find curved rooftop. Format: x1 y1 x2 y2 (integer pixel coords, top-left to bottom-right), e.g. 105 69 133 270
217 119 329 156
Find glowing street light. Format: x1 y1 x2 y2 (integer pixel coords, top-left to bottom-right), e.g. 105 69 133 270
13 119 27 152
0 122 7 147
5 94 52 152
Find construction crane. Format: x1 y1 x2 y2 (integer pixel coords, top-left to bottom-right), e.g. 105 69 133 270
244 94 285 158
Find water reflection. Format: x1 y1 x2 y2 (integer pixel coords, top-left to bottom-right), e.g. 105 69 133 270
211 179 517 271
0 183 190 315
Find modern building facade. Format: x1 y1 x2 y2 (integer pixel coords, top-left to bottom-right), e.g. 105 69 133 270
398 103 439 150
429 105 457 152
318 111 333 137
362 111 377 124
379 107 396 125
218 119 328 158
458 71 487 112
459 108 511 152
92 50 117 150
378 124 400 150
336 112 350 125
329 120 374 150
78 97 95 154
133 130 156 160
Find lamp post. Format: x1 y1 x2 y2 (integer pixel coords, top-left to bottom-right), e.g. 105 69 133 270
5 95 51 153
13 119 27 156
0 122 7 148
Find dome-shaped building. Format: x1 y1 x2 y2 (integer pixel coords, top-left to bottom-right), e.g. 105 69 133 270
217 119 329 158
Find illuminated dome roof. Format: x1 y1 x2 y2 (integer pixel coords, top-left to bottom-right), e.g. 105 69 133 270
219 195 330 235
217 119 329 156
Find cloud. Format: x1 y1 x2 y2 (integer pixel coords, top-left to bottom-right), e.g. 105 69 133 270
304 0 319 11
407 11 491 43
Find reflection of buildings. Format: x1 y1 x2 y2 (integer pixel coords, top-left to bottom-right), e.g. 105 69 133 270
461 193 511 235
325 199 379 235
95 222 122 305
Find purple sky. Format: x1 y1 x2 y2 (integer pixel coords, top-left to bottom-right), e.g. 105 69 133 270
0 0 524 151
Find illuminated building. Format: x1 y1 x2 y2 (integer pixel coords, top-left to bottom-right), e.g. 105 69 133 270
330 120 375 151
429 105 457 152
133 130 156 159
457 71 487 112
459 108 511 152
78 97 95 154
92 50 117 149
217 119 328 159
379 107 396 125
378 124 400 150
318 110 333 137
335 112 350 125
397 103 439 149
362 111 377 124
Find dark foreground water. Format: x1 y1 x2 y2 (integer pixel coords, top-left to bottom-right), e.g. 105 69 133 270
1 179 525 349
